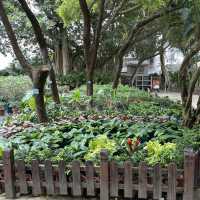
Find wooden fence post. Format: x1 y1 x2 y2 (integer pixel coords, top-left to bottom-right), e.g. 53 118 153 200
183 148 195 200
100 149 109 200
3 149 16 198
194 150 200 187
194 150 200 200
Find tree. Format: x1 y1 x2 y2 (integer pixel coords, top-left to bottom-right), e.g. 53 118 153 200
0 0 49 122
58 0 144 95
17 0 60 104
78 0 105 96
164 0 200 127
112 2 182 89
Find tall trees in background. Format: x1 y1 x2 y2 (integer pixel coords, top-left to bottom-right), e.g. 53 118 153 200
112 3 181 89
17 0 60 104
0 0 49 122
164 0 200 127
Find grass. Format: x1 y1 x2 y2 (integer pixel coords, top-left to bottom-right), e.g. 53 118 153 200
0 75 32 102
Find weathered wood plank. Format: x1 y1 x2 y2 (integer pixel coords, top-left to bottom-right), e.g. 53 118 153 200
58 160 68 195
110 161 118 197
16 160 28 194
100 150 109 200
3 149 16 198
153 163 162 200
31 160 42 196
124 161 133 198
86 160 95 196
138 161 147 199
72 160 82 196
45 160 55 195
168 163 176 200
183 148 195 200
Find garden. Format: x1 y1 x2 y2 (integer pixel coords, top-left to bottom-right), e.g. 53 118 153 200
0 76 199 168
2 1 200 198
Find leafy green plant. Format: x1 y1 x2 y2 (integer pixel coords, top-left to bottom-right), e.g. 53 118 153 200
145 140 177 166
22 91 36 110
84 134 116 161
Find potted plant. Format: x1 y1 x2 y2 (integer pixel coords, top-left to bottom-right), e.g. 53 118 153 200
0 102 5 116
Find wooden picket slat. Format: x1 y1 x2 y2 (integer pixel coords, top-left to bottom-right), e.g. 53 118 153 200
31 160 42 196
110 161 118 197
72 160 82 196
3 149 16 198
183 148 195 200
45 160 55 195
138 162 147 199
86 161 95 196
58 160 68 195
16 160 28 194
153 163 162 200
168 163 176 200
124 161 133 198
100 150 109 200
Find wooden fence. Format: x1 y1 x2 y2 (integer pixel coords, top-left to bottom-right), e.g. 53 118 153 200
0 148 197 199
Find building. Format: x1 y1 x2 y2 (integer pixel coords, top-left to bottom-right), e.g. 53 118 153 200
121 48 184 90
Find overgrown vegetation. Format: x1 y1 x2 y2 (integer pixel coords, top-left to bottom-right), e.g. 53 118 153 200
0 83 194 167
0 117 198 167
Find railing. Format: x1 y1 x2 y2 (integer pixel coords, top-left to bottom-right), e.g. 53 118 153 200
0 148 196 199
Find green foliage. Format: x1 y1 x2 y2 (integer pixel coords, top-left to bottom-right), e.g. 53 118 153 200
58 72 86 87
145 140 176 166
84 134 116 161
57 0 95 26
22 91 36 111
0 116 196 166
0 76 32 102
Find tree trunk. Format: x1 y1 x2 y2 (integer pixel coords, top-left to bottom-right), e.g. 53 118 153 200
86 67 94 96
49 68 60 103
112 54 123 90
55 44 63 75
160 49 170 91
17 0 60 104
62 36 72 75
182 67 200 127
32 68 49 123
195 96 200 124
0 0 32 75
129 61 142 86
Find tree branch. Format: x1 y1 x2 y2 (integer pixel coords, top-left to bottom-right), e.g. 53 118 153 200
17 0 49 63
103 0 128 31
0 0 32 74
89 0 105 70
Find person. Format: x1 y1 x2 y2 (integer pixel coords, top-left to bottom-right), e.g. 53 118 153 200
152 79 160 97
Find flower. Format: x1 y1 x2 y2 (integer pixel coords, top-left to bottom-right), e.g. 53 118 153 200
127 138 132 145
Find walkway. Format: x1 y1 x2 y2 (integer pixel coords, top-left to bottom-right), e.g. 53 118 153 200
0 195 66 199
159 92 199 108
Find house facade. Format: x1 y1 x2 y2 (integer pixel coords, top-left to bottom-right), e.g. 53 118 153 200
121 48 184 90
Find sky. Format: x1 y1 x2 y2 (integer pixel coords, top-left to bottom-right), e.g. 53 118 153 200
0 53 12 70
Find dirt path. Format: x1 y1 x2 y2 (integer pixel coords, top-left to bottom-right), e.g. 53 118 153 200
158 92 199 108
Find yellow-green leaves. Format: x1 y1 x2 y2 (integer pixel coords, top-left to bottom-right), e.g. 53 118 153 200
84 134 116 161
57 0 80 26
57 0 96 26
145 140 176 166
